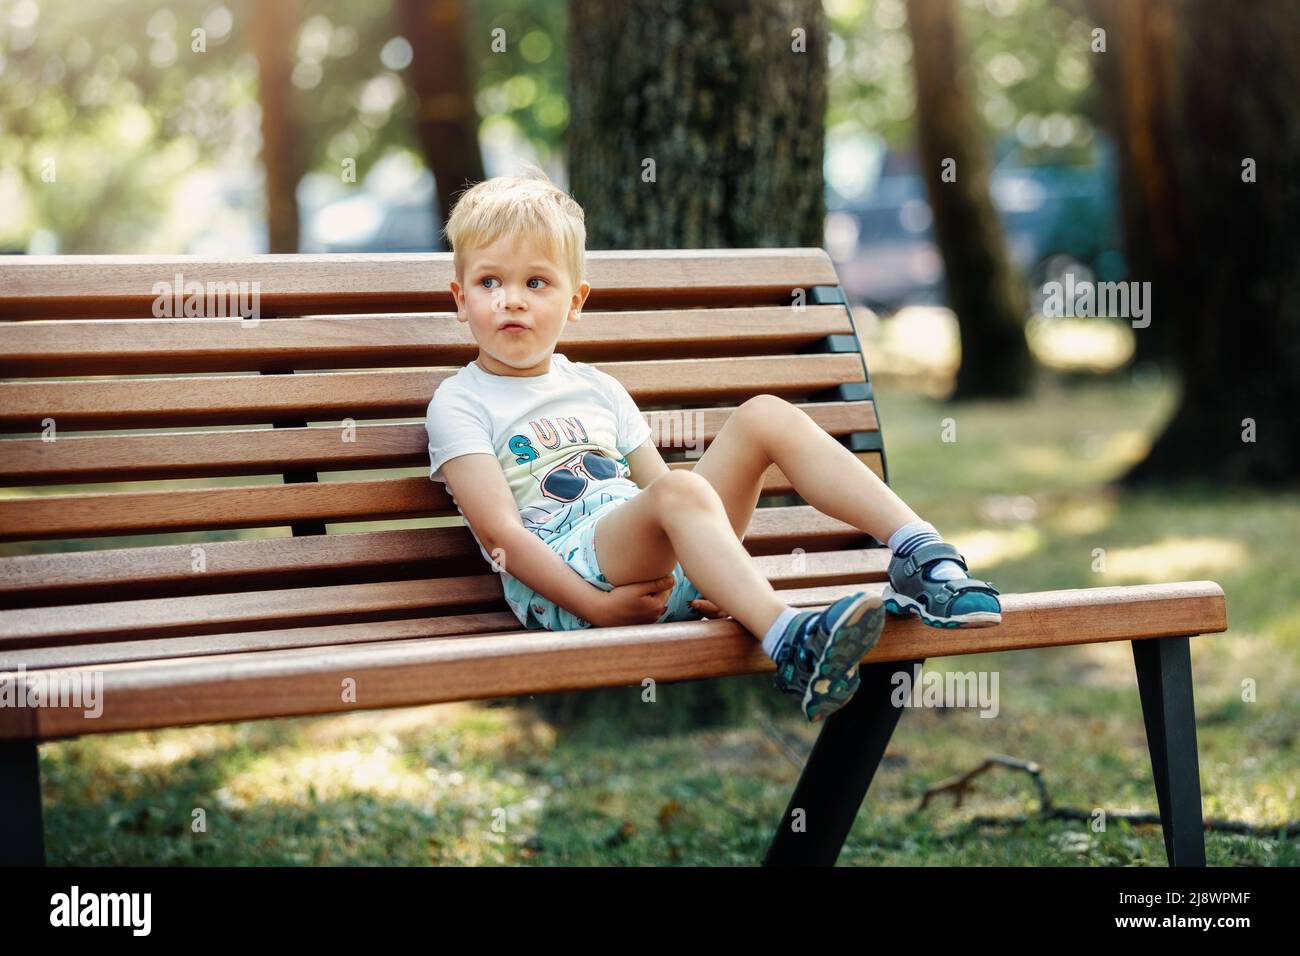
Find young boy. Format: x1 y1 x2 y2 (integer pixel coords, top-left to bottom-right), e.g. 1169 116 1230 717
425 166 1002 723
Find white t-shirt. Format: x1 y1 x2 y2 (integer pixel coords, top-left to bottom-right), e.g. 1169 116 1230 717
425 352 653 565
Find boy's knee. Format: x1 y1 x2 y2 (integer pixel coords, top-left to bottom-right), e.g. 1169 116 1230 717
740 394 788 417
735 394 796 443
738 394 794 428
650 470 719 513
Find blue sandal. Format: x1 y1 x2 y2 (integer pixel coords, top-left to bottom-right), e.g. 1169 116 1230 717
771 592 886 722
880 542 1002 628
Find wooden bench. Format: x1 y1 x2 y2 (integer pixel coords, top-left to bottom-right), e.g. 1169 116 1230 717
0 249 1228 867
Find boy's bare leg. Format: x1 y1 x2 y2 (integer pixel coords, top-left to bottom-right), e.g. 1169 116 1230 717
592 394 928 638
590 471 790 639
689 394 922 546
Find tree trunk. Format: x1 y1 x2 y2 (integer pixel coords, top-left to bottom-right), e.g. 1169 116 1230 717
398 0 486 230
533 0 827 735
906 0 1033 399
1087 0 1184 365
1119 0 1300 486
254 0 303 253
567 0 827 250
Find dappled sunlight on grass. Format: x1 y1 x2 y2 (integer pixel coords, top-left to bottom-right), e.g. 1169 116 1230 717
1202 770 1298 828
42 702 560 865
296 702 494 745
217 747 427 807
864 306 961 397
1262 605 1300 643
1009 444 1074 479
1024 315 1135 373
1007 428 1151 485
949 525 1042 574
1094 428 1154 471
1049 498 1117 535
861 308 1142 398
1099 537 1249 584
1054 640 1142 691
875 376 1180 502
112 727 238 772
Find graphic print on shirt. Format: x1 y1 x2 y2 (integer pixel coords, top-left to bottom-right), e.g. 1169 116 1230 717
509 411 636 543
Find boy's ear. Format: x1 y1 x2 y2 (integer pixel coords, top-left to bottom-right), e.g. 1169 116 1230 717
449 280 467 320
570 279 591 319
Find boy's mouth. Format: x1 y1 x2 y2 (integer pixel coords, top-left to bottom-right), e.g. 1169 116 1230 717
498 321 530 333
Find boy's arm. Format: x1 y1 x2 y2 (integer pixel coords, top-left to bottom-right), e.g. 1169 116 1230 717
623 438 670 489
441 454 606 621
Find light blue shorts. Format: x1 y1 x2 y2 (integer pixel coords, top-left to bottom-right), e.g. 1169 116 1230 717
502 491 705 631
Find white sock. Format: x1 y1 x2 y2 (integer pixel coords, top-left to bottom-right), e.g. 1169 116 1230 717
762 605 802 661
887 519 964 581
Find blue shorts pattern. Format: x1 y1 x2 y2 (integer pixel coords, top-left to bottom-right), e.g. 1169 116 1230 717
501 491 705 631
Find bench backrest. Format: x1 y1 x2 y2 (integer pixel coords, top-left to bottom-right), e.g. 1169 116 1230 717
0 249 885 639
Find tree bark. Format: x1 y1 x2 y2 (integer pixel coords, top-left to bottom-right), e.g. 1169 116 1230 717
398 0 486 230
567 0 827 250
1087 0 1184 365
1117 0 1300 486
906 0 1033 399
254 0 304 253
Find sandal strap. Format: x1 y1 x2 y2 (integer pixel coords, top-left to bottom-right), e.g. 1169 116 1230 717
940 578 1000 597
928 578 1001 614
901 541 968 578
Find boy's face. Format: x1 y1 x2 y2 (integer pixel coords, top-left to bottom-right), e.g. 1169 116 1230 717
450 233 591 377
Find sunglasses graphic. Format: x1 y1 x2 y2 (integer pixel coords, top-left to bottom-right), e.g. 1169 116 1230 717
540 450 621 502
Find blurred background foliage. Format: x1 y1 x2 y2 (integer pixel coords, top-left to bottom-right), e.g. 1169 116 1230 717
826 0 1098 152
0 0 567 252
1 0 1098 254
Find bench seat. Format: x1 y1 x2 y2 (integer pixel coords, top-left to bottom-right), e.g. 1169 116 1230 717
0 580 1225 741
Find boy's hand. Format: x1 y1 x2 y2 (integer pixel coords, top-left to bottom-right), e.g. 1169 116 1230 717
689 598 727 619
582 575 676 627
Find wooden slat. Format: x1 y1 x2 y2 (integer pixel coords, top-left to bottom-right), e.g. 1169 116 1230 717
0 451 882 541
0 307 851 375
0 249 841 318
0 478 435 542
0 582 1228 742
0 549 886 653
0 422 427 484
8 613 525 670
0 402 878 484
0 507 878 605
0 527 452 603
0 575 494 647
0 354 866 430
6 550 891 669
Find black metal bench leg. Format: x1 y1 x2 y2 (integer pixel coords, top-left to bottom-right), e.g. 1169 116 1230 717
0 738 46 866
764 658 921 866
1132 636 1206 866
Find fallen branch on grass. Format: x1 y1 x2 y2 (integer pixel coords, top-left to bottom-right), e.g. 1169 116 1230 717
919 754 1300 839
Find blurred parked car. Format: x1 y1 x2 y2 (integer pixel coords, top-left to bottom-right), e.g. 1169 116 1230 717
301 162 444 256
825 133 1125 314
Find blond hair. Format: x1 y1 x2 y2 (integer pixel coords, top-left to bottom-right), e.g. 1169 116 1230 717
442 163 586 289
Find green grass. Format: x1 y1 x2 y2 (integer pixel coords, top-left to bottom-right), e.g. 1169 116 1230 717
39 373 1300 865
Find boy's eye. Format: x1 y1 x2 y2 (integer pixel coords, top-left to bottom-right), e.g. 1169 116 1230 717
478 277 547 290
